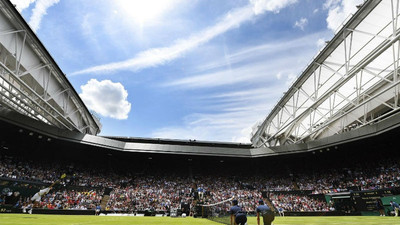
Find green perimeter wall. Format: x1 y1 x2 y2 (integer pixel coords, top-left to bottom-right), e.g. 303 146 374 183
381 195 400 205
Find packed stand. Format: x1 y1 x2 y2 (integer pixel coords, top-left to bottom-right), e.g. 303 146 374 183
2 153 399 195
106 175 192 212
1 152 400 213
0 153 132 188
295 161 400 194
269 192 330 212
35 189 104 210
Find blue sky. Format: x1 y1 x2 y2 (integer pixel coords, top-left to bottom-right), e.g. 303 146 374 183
11 0 363 143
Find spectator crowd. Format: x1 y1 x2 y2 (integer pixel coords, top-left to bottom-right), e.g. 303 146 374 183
1 152 399 213
269 192 329 212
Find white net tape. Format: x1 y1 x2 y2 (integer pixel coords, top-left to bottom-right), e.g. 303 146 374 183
200 196 234 207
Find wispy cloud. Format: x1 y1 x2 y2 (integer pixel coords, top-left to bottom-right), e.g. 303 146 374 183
323 0 341 9
294 17 308 30
71 6 252 75
152 112 259 143
152 87 283 143
164 62 275 89
154 26 331 142
205 87 277 101
164 31 326 89
71 0 298 76
251 0 298 14
29 0 60 32
195 31 326 73
153 71 300 142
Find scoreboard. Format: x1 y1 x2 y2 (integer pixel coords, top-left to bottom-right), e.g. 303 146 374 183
352 189 394 211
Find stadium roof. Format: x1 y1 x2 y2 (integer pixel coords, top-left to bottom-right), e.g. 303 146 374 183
0 0 101 135
252 0 400 148
104 136 251 149
0 106 259 157
2 104 400 158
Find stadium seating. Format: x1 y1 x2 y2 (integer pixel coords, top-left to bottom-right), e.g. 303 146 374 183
0 151 399 214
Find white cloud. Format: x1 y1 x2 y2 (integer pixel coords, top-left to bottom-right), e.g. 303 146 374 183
10 0 36 12
79 79 131 120
323 0 341 9
71 0 298 76
250 0 298 14
29 0 60 32
294 17 308 30
313 8 319 14
324 0 364 31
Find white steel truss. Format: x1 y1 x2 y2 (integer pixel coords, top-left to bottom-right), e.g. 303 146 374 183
0 1 101 135
252 0 400 148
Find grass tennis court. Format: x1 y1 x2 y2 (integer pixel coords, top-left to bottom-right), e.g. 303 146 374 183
1 214 399 225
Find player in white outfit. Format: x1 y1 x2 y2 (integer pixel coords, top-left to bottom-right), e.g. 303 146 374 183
31 174 66 203
31 187 51 202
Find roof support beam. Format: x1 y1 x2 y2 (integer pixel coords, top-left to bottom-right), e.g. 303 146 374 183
252 1 400 147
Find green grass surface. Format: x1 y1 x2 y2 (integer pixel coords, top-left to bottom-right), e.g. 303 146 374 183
0 214 399 225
